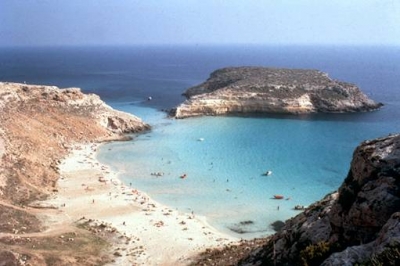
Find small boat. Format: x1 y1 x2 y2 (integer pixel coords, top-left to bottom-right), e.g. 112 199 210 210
263 170 273 176
273 195 284 199
294 205 306 210
197 138 205 141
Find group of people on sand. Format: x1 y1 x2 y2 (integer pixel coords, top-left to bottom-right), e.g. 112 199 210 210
154 220 164 227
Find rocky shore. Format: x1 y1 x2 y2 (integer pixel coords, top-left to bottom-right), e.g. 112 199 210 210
171 67 383 118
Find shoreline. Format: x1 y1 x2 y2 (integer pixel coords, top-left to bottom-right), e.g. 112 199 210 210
42 142 238 265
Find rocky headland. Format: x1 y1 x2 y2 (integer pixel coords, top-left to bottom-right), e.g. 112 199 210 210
193 133 400 265
0 82 151 202
0 82 150 265
171 67 383 118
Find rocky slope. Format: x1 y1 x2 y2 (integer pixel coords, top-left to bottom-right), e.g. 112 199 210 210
171 67 382 118
0 82 149 265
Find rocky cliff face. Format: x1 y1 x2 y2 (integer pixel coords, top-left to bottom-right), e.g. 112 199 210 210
171 67 382 118
0 82 149 135
240 134 400 266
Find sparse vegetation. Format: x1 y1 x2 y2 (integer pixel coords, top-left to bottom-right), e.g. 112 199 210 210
191 238 268 266
299 241 331 266
359 243 400 266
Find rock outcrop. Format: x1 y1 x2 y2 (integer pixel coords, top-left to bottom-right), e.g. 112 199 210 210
240 134 400 266
0 82 149 135
171 67 382 118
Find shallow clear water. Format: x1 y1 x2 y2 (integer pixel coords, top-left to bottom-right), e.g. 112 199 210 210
1 45 399 238
97 101 399 238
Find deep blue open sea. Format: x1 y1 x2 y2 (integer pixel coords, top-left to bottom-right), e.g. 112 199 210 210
1 45 399 238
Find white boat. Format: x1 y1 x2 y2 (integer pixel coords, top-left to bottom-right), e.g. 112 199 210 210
263 170 273 176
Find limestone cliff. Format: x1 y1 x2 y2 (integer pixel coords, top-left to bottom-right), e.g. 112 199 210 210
239 134 400 266
171 67 382 118
0 82 149 135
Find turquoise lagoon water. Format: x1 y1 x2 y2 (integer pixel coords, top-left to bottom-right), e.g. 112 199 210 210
97 102 399 239
1 45 399 239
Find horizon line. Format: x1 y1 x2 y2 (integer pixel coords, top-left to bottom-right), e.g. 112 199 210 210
1 43 400 49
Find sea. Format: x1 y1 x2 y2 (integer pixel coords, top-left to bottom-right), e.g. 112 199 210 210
1 45 399 239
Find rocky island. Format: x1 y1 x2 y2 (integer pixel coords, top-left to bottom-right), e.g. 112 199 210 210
171 67 382 118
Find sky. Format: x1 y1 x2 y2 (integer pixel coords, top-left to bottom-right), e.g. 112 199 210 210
1 0 399 47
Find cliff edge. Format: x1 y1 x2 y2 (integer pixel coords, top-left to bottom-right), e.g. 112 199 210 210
171 67 382 118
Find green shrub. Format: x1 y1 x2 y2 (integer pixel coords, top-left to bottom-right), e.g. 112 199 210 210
300 241 331 266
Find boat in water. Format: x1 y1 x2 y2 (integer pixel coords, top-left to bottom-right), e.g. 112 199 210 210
263 170 273 176
294 205 306 210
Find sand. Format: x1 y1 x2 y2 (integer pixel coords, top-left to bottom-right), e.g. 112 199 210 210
42 143 238 265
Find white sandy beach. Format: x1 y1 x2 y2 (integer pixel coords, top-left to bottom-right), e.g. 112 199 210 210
41 142 238 265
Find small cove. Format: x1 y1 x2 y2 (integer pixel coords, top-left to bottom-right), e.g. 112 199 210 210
97 102 398 239
1 45 399 239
